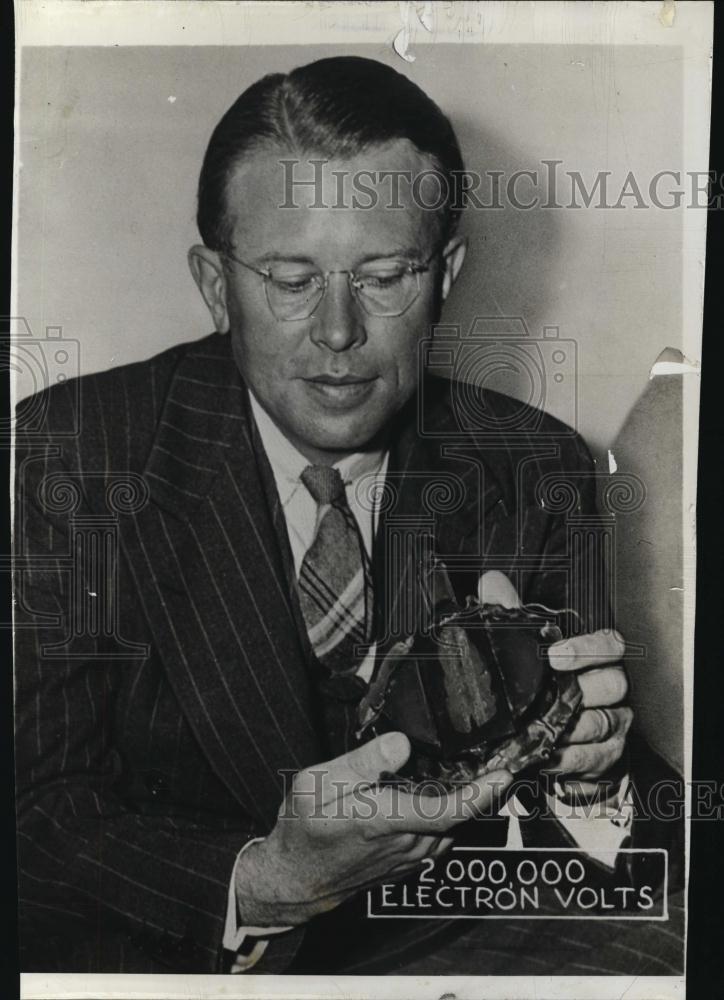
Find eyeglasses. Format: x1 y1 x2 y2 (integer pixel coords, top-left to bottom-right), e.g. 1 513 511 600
223 247 439 321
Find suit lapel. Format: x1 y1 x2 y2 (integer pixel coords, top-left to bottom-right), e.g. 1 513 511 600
248 414 317 669
117 335 321 828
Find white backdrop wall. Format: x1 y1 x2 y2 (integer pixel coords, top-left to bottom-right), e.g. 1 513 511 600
16 43 683 456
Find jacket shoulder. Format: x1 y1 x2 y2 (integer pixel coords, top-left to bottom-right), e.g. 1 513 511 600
421 374 596 516
428 374 591 455
14 333 221 467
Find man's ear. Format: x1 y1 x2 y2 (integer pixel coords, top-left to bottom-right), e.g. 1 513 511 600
188 245 230 334
440 234 467 302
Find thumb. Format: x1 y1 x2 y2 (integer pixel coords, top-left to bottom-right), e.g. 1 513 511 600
377 768 515 835
291 732 410 808
330 732 411 786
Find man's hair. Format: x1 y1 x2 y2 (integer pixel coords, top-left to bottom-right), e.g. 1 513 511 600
197 55 465 252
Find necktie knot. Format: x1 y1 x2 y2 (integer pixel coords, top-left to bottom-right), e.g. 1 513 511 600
301 465 346 505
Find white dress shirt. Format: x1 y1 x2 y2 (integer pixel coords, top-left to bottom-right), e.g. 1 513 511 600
248 392 388 575
223 391 632 971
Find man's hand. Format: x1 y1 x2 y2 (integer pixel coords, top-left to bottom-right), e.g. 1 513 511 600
547 629 633 783
234 732 512 927
477 571 632 788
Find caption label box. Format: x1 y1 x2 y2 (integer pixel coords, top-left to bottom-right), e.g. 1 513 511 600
368 847 668 920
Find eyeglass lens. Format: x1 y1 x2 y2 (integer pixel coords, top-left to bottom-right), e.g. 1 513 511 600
264 267 422 320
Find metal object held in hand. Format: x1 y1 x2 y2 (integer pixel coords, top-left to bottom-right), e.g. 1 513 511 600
357 563 582 788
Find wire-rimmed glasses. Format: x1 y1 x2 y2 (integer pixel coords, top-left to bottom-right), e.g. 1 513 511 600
224 247 440 321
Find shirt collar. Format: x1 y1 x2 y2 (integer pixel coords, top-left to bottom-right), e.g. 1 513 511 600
248 391 387 506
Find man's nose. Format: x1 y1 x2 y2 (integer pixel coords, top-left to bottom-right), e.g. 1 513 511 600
308 273 366 352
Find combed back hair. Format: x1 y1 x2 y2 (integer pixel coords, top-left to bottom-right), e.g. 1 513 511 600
196 55 465 252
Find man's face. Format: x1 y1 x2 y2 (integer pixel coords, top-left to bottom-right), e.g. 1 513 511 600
190 140 465 464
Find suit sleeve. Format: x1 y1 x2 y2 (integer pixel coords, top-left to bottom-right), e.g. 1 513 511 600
14 395 260 972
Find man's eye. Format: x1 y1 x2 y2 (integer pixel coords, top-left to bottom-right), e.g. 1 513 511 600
271 274 318 294
357 271 407 289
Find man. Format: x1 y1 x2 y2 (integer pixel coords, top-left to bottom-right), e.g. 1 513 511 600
14 56 681 975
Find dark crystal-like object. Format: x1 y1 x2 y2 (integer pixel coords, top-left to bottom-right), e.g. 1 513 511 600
357 564 582 787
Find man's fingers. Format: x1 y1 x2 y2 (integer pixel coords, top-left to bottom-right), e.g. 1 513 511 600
548 630 626 672
370 770 513 835
548 734 626 779
560 706 633 745
389 834 442 865
341 732 412 783
294 733 411 806
409 834 441 857
386 836 454 878
577 665 628 707
555 778 623 801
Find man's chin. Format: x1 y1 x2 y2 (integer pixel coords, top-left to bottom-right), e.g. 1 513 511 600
298 416 390 462
307 432 384 459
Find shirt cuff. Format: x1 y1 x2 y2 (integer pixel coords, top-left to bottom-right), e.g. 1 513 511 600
543 773 634 869
223 837 293 971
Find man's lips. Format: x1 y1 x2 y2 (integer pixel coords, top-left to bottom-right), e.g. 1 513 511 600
305 374 377 385
302 373 378 406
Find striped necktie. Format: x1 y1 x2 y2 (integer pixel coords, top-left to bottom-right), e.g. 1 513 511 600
297 465 374 675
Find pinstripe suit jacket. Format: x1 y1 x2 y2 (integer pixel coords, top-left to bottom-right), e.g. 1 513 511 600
14 331 670 974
